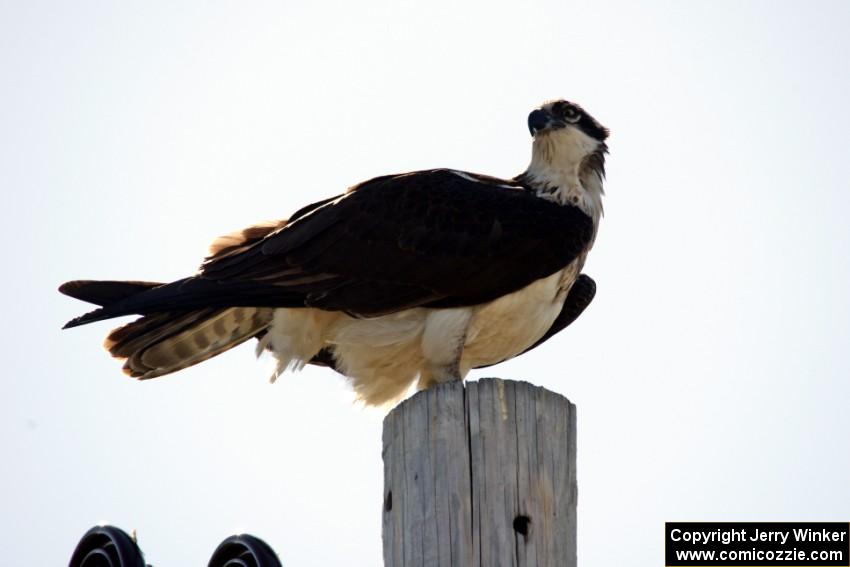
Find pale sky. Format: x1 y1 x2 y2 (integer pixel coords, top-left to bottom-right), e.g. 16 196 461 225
2 1 849 565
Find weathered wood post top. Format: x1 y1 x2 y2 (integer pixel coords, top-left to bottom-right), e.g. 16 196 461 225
382 378 577 567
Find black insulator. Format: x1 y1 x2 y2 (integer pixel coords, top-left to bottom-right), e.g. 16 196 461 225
207 534 282 567
68 525 146 567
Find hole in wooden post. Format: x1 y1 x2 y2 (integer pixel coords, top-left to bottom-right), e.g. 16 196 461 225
384 491 392 512
513 515 531 539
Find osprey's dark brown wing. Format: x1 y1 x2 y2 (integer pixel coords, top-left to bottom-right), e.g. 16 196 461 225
63 169 594 327
199 168 594 313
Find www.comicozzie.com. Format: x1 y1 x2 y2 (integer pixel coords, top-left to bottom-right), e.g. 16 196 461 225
665 522 849 566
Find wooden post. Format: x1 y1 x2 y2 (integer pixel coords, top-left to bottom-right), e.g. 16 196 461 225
382 378 577 567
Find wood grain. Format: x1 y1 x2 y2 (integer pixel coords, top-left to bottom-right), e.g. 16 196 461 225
382 379 576 567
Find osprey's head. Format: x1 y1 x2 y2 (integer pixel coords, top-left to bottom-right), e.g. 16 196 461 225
527 100 609 143
520 100 609 218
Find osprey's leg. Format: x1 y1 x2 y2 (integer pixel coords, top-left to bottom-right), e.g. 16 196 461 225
419 307 472 389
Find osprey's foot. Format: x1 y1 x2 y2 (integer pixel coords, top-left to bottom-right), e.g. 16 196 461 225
419 361 463 391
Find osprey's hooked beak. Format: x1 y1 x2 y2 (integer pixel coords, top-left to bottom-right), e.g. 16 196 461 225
528 108 566 137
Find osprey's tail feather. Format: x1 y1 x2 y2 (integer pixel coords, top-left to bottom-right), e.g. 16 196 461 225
59 277 307 329
59 278 275 378
59 280 162 307
104 306 274 379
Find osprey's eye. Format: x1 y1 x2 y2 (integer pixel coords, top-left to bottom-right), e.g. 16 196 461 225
562 106 580 123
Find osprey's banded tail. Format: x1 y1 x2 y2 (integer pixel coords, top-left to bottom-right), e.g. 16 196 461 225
59 280 273 379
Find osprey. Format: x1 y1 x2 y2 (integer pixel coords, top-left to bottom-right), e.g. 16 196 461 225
60 100 608 405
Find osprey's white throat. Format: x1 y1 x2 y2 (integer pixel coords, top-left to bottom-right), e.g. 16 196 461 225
521 126 606 223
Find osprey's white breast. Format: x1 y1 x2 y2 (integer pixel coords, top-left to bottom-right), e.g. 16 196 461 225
460 264 576 370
